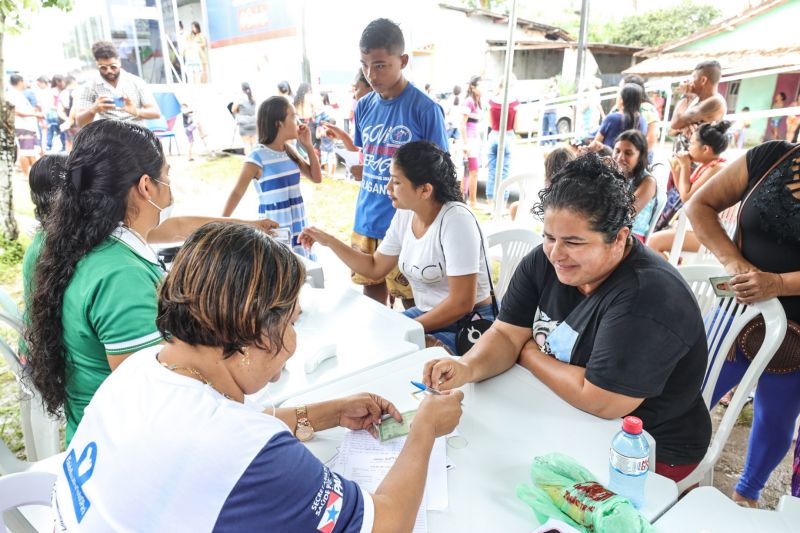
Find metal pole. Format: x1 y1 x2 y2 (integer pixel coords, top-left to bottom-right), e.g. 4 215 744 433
658 81 674 148
492 0 518 219
575 0 590 92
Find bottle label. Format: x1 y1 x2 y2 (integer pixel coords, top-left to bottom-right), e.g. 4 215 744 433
609 448 649 476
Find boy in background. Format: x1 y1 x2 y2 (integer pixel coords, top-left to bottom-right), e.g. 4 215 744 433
328 18 448 306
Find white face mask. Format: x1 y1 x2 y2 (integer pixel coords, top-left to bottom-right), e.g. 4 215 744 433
147 179 174 226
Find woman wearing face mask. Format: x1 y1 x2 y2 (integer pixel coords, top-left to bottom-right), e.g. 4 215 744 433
52 222 463 531
25 120 276 443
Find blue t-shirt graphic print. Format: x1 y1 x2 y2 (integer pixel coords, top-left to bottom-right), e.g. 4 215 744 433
353 82 448 239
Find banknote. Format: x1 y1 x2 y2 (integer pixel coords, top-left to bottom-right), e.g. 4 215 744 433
378 410 418 442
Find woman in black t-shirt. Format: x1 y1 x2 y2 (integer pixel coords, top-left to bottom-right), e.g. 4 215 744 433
687 140 800 507
423 154 711 482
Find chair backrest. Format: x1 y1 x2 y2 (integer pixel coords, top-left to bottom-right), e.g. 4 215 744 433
645 184 668 240
676 264 787 492
494 172 541 224
0 289 62 463
668 203 740 266
691 203 740 266
0 471 57 532
145 116 170 133
486 228 542 302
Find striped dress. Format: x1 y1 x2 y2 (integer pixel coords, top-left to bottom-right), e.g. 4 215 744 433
246 145 309 255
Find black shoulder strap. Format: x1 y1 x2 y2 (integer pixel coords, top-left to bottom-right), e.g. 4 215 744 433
438 203 499 316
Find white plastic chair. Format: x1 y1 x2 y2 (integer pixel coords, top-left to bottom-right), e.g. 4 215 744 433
676 264 787 492
0 470 57 532
494 172 541 225
644 185 668 241
668 204 739 266
0 289 62 462
486 228 542 302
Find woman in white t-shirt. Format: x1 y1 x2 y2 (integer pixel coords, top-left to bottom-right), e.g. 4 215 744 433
53 222 463 531
300 141 494 354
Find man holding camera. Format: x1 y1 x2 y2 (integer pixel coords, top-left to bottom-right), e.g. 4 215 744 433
75 41 160 127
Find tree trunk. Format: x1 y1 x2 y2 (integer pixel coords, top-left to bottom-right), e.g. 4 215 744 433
0 22 20 241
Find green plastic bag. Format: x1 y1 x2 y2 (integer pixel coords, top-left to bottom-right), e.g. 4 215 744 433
516 453 655 533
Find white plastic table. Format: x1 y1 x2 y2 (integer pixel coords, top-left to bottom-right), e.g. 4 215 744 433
247 285 425 407
655 486 800 532
283 348 679 530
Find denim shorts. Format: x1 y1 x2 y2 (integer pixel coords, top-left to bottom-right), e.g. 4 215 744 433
403 302 495 354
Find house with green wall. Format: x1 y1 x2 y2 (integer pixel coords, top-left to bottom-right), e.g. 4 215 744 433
624 0 800 146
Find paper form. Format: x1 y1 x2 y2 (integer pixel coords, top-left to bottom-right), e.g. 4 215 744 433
332 430 449 532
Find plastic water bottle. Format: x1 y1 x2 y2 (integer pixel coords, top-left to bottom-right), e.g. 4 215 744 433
608 416 650 509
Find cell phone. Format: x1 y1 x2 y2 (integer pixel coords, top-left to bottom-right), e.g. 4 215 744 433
709 275 736 297
111 96 125 108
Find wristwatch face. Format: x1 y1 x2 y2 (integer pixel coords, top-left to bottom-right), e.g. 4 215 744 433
296 423 314 442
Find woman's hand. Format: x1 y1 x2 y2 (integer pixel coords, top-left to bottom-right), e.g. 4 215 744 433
675 151 692 166
730 271 784 304
251 218 280 233
298 226 334 249
297 123 313 148
586 140 604 153
422 357 473 391
723 258 759 276
337 393 402 438
414 390 464 438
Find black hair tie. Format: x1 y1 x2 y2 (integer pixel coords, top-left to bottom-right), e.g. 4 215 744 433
70 167 84 192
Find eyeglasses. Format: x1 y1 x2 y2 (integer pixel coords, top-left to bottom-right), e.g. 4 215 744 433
97 64 121 73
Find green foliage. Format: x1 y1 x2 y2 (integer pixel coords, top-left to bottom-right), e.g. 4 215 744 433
606 0 722 48
0 233 23 268
0 0 72 34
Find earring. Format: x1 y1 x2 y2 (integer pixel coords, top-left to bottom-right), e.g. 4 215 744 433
240 347 251 367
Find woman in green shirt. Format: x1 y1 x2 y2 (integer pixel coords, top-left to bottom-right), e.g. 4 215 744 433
25 121 275 442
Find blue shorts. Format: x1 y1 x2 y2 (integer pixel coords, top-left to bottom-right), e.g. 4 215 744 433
403 302 495 354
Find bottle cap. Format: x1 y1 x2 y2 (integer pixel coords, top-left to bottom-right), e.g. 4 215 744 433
622 416 643 435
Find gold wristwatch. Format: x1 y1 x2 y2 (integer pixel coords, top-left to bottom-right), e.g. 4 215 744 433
295 405 315 442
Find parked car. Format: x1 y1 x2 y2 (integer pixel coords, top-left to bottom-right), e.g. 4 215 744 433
513 98 574 138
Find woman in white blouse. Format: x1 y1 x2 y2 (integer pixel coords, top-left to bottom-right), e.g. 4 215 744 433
300 141 493 353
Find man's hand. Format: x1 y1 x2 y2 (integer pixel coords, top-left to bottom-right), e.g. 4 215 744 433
93 96 116 114
321 121 348 141
121 95 139 118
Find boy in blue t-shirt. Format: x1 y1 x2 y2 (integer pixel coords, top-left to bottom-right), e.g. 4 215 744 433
345 18 449 305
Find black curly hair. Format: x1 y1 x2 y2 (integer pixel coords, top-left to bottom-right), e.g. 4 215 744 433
392 141 463 204
26 120 165 417
533 153 635 243
29 154 68 223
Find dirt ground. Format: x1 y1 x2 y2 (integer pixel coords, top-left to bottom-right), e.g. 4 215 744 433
710 403 795 509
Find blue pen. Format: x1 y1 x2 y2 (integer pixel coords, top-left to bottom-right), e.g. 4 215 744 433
410 380 441 395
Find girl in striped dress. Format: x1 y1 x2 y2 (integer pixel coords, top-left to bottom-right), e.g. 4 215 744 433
223 96 321 255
